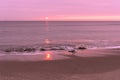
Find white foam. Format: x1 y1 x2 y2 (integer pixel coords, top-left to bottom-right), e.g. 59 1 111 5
0 51 43 56
88 46 120 50
104 46 120 49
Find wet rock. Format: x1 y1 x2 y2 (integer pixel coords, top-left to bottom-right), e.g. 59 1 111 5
4 48 13 52
24 48 36 52
4 48 17 52
4 47 36 52
65 46 76 54
15 48 25 52
59 48 65 50
40 48 46 51
77 47 87 50
68 49 76 53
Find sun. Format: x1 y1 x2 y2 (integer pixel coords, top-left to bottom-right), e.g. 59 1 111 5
45 17 49 20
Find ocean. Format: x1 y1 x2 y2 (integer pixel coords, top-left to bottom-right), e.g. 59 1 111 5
0 21 120 54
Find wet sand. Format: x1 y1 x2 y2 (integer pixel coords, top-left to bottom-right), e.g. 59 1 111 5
0 49 120 80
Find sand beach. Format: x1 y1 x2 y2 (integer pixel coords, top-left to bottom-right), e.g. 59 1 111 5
0 48 120 80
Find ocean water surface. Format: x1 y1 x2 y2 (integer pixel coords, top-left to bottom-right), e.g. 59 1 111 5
0 21 120 55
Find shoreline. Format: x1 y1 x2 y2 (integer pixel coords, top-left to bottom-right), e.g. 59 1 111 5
0 48 120 61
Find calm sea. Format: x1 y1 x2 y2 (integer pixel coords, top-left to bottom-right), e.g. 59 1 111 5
0 21 120 53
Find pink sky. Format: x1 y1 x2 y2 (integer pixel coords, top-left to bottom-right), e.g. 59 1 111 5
0 0 120 21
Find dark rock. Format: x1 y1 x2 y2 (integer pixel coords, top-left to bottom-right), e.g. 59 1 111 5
40 48 46 51
4 49 12 52
4 47 36 52
68 49 76 55
68 49 76 53
50 48 57 50
59 48 65 50
15 48 25 52
4 48 15 52
77 47 87 50
24 48 36 52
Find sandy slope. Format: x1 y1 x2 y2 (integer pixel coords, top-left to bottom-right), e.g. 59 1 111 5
0 49 120 80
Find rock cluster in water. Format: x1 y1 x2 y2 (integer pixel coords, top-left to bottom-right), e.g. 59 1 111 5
4 48 36 52
3 45 87 53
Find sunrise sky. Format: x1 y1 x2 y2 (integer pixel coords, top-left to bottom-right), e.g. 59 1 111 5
0 0 120 21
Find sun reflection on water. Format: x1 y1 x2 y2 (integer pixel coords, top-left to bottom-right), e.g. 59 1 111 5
44 51 52 60
47 53 50 59
45 39 50 44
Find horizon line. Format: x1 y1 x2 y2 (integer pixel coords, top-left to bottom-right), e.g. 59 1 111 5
0 20 120 22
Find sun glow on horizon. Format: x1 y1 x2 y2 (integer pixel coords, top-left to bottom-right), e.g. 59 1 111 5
45 17 49 20
65 16 120 21
38 16 120 21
